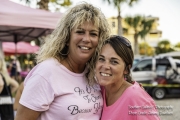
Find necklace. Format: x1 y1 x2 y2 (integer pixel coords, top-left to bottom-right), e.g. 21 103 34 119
67 58 75 72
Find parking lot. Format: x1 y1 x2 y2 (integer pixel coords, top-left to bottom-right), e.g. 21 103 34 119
154 96 180 120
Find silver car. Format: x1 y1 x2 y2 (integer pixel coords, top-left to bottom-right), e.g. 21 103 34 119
131 56 180 83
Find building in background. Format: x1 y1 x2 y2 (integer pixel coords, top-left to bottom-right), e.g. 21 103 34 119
107 16 162 51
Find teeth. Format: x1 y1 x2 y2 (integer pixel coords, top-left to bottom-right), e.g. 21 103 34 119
80 46 89 50
101 73 110 76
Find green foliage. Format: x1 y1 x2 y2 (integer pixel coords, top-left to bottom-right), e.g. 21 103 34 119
156 40 175 54
103 0 140 35
50 0 72 6
124 15 155 38
175 42 180 48
20 0 31 5
124 15 155 55
139 42 154 56
103 0 139 7
22 0 72 10
124 15 142 30
139 19 155 39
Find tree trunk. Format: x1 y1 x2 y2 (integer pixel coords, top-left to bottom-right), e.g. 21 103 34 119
118 15 123 36
144 37 147 56
134 34 139 55
0 42 4 58
117 10 123 36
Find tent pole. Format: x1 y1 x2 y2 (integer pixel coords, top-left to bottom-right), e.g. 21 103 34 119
0 41 4 58
14 34 18 81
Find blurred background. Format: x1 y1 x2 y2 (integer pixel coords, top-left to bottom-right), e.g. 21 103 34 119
1 0 180 119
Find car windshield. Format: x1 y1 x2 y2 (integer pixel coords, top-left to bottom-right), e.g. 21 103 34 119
133 59 140 66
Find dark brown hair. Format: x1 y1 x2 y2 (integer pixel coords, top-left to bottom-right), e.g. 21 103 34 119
104 35 134 83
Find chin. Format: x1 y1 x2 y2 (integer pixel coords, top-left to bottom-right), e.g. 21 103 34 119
79 54 92 59
98 80 109 87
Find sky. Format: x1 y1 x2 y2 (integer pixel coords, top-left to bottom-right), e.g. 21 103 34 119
12 0 180 45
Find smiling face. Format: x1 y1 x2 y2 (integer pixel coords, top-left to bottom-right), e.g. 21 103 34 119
68 21 99 64
95 44 128 87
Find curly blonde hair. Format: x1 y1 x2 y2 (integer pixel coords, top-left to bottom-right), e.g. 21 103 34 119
36 2 111 84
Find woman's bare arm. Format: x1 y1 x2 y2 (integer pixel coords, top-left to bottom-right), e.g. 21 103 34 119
13 82 24 111
0 75 4 93
9 78 19 94
15 104 41 120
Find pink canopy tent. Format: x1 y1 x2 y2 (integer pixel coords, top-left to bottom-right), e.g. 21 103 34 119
0 0 63 42
2 42 39 55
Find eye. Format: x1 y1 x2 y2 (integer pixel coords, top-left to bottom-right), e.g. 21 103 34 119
98 57 104 62
90 32 98 36
111 60 118 65
76 30 84 34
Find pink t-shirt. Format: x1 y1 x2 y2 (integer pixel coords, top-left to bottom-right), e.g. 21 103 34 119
20 58 103 120
101 82 160 120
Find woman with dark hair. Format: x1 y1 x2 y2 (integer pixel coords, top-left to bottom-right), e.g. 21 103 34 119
95 35 160 120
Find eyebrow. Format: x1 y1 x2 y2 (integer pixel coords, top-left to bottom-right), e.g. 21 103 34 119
99 55 120 61
111 58 120 61
76 27 99 32
99 55 104 58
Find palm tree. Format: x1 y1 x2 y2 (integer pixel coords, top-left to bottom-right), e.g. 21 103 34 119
139 17 155 55
22 0 72 10
156 40 174 54
103 0 140 36
124 15 155 55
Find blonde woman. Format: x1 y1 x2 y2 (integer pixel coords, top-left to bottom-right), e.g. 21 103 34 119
15 2 111 120
0 58 19 94
0 57 19 120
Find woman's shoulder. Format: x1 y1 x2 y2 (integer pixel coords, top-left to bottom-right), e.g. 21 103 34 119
27 58 59 77
38 58 59 67
34 58 59 70
125 82 154 101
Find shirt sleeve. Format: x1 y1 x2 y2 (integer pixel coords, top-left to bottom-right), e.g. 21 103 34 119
19 74 55 111
127 84 160 120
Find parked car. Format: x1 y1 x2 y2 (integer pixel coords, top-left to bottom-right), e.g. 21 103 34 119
133 55 146 66
142 63 180 99
131 56 180 83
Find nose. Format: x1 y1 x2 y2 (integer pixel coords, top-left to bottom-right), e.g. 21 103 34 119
82 32 90 43
102 61 110 70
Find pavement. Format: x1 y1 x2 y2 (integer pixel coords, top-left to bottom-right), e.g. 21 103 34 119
154 97 180 120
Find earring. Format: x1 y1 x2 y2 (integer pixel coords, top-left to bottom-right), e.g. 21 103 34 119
59 51 69 56
124 74 128 81
59 44 69 56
